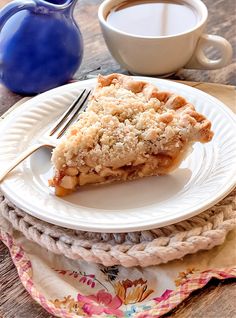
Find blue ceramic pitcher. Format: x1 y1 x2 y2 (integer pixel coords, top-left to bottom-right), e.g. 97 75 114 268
0 0 83 94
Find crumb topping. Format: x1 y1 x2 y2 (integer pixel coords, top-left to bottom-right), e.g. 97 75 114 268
52 74 213 177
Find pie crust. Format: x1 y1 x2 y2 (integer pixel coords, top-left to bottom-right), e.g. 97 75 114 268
50 74 214 196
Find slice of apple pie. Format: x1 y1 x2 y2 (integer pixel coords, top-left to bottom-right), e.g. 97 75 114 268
50 73 213 196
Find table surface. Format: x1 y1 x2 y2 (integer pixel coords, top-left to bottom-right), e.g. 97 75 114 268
0 0 236 317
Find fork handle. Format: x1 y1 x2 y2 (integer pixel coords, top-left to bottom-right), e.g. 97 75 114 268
0 143 44 182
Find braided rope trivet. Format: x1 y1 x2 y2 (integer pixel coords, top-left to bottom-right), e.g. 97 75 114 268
1 189 236 267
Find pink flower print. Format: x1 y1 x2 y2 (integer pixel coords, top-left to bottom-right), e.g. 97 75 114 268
79 274 96 288
79 277 87 283
77 289 123 317
154 289 173 302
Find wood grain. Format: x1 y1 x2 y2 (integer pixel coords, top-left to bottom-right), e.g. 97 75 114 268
0 0 236 317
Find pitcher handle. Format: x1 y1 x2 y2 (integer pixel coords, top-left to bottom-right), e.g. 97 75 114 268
0 0 36 31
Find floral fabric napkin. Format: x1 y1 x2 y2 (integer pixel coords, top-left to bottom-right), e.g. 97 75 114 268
0 215 235 318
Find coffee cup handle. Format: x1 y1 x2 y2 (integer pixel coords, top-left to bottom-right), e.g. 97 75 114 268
185 34 232 70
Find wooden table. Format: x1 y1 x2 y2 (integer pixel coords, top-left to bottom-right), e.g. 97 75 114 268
0 0 236 317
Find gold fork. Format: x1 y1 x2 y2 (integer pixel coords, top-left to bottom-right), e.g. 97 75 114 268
0 89 91 182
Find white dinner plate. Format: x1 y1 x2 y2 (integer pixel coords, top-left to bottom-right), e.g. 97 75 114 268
0 77 236 233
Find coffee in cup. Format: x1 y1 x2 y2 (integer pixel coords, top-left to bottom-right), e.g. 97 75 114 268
106 0 199 37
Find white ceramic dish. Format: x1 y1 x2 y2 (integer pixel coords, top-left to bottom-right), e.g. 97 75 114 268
0 77 236 233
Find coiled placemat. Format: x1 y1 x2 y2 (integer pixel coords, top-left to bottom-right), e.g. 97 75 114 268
1 189 236 267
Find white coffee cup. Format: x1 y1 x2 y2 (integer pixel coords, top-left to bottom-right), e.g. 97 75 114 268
98 0 233 75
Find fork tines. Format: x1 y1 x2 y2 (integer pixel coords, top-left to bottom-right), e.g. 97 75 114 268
49 89 91 139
